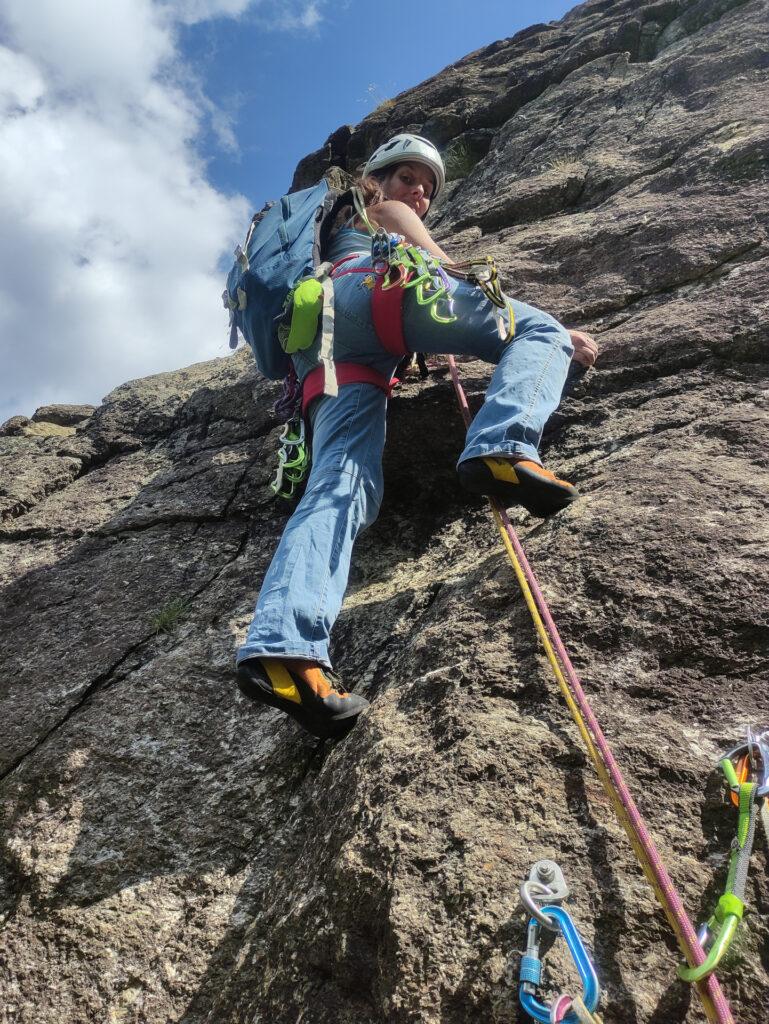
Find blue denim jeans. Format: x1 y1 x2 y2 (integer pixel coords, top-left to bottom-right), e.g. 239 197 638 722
238 259 573 669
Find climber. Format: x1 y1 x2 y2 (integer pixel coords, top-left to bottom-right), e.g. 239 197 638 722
236 133 597 740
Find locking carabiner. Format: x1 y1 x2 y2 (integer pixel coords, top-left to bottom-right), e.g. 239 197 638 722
519 906 601 1024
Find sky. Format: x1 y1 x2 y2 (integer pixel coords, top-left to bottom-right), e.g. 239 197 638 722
0 0 575 422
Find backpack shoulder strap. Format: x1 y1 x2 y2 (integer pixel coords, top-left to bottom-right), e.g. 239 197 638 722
317 188 357 261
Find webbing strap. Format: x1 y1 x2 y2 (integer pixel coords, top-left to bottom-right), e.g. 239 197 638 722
730 783 757 903
301 362 392 418
317 265 337 397
371 276 409 358
446 355 734 1024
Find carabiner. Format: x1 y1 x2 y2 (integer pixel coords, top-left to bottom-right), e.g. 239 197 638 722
519 907 601 1024
270 418 310 500
495 301 515 342
429 297 457 325
725 753 750 807
371 227 402 271
678 894 744 983
278 417 305 447
678 773 755 983
723 729 769 805
380 260 410 291
747 726 769 796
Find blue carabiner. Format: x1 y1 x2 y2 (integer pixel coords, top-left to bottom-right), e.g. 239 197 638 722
519 906 601 1024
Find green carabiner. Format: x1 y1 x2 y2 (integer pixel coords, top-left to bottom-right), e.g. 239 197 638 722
414 278 442 305
678 769 755 983
430 300 458 325
270 418 311 500
678 894 744 983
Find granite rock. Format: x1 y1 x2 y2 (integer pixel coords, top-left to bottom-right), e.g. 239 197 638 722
1 1 767 1022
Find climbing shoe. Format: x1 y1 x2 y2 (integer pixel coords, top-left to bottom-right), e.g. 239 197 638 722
236 657 369 740
457 456 578 517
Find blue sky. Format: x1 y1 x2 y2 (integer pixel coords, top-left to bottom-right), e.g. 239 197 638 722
0 0 574 421
183 0 575 208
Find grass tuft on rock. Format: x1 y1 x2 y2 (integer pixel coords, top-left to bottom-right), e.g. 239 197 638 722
151 598 191 635
445 140 480 181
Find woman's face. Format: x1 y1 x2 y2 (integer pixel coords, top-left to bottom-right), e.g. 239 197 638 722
382 162 436 218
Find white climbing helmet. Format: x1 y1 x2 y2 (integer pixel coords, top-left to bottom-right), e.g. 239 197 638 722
363 134 445 199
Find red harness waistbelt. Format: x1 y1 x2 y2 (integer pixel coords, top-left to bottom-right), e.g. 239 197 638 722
331 257 411 360
302 362 393 417
298 259 411 415
371 277 409 358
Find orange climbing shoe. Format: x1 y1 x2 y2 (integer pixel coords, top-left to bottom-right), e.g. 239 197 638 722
236 657 369 739
457 456 578 517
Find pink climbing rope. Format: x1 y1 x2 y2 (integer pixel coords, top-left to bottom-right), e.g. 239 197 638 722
447 355 734 1024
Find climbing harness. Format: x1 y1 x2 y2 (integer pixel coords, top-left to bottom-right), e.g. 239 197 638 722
370 226 515 339
369 226 458 326
678 727 769 984
518 862 601 1024
349 182 513 337
446 355 735 1024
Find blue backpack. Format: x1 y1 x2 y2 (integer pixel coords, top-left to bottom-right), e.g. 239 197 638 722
222 180 345 381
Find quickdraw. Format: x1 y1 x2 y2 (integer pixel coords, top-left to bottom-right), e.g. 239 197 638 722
518 862 602 1024
270 417 310 500
450 254 515 340
678 727 769 984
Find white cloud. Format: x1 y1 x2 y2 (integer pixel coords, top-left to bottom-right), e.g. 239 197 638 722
0 47 45 113
0 1 326 421
271 2 323 30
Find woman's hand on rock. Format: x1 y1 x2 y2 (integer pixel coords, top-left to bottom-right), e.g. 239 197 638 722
569 330 598 368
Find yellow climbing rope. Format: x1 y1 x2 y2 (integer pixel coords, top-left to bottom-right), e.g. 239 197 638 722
447 355 734 1024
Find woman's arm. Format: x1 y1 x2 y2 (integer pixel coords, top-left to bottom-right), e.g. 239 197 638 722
367 202 598 368
365 200 452 262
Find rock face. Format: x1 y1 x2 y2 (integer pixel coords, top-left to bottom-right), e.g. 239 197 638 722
1 1 768 1021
